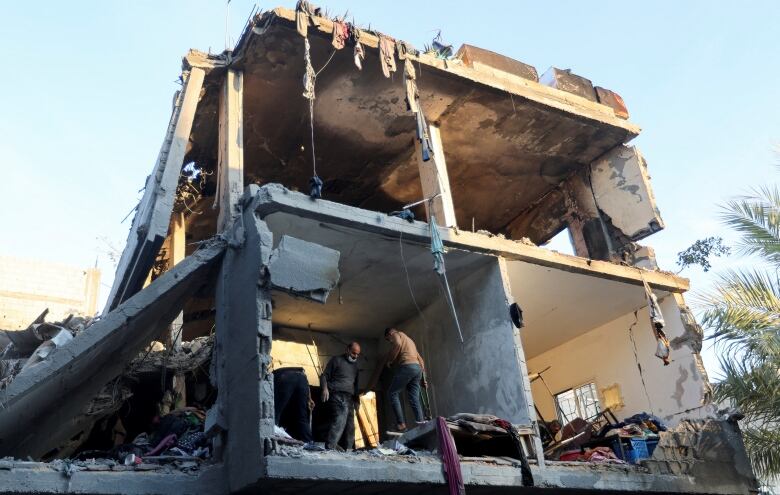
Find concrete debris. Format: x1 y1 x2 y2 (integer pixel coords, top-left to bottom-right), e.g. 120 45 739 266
0 5 760 495
0 239 226 460
268 235 341 303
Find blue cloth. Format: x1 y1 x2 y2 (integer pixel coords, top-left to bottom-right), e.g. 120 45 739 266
389 363 424 425
430 215 445 275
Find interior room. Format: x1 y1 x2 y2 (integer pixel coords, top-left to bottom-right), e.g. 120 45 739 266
505 260 709 460
263 210 533 445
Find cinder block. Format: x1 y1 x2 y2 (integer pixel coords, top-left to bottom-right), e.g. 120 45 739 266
539 67 597 102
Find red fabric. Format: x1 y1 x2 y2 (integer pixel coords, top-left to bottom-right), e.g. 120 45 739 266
146 433 177 456
436 417 465 495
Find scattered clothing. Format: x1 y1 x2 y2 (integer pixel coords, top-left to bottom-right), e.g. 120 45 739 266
643 280 670 365
309 175 323 198
436 417 465 495
378 35 397 78
403 59 419 113
295 0 319 38
302 38 316 101
396 40 417 60
389 363 424 426
331 20 348 50
274 367 314 443
354 42 365 70
492 418 534 486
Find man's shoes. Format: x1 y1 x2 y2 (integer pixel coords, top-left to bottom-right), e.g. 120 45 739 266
304 442 325 451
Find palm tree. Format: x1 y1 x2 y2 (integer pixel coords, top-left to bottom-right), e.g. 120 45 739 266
701 185 780 481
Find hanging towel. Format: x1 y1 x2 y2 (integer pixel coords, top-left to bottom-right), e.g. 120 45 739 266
295 1 318 37
379 35 397 78
331 20 348 50
643 280 670 365
436 417 465 495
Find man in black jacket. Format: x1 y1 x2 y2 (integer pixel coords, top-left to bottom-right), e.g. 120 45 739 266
273 367 314 443
320 342 361 450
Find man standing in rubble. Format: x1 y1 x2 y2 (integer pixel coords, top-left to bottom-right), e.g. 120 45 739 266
366 328 426 432
320 341 361 450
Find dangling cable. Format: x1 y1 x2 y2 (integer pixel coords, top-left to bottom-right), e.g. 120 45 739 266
302 39 337 199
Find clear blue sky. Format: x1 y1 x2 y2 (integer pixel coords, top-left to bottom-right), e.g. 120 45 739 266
1 1 778 374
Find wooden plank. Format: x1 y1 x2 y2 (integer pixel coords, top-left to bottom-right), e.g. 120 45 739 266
168 211 186 349
415 125 457 228
216 69 245 232
105 67 205 313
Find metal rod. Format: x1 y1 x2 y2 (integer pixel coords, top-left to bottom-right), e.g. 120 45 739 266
403 192 441 210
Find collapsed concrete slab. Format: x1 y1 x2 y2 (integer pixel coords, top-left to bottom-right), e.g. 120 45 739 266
0 239 225 459
104 67 205 313
268 235 340 303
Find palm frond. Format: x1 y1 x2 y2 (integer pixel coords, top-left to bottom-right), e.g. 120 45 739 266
715 359 780 421
720 186 780 262
741 425 780 481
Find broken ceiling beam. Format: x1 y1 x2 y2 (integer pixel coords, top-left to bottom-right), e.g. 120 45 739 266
416 125 457 228
104 67 205 314
216 69 245 232
590 145 665 241
268 235 340 303
0 239 226 459
248 183 688 293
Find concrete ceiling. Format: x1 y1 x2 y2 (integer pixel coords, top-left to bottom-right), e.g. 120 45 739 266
505 260 668 359
264 211 492 337
187 17 637 236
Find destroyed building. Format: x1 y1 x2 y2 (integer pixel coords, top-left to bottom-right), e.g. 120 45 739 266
0 5 760 495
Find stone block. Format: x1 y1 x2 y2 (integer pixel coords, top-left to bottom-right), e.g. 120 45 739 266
539 67 597 102
456 44 538 82
595 86 629 119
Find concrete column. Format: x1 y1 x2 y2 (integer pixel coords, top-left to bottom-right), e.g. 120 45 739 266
105 67 205 313
498 257 546 467
213 200 274 491
415 125 457 228
216 69 245 233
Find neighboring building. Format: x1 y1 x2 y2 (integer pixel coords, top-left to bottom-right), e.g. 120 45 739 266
0 5 759 495
0 255 100 329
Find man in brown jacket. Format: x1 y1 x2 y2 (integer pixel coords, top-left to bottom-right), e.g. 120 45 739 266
366 328 426 431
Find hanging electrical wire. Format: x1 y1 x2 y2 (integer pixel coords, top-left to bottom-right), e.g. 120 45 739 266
302 38 337 199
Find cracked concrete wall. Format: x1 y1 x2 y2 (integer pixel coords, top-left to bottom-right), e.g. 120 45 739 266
642 419 759 495
590 145 664 241
400 259 533 425
528 295 713 426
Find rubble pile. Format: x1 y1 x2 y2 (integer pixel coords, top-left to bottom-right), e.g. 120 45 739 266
0 309 94 389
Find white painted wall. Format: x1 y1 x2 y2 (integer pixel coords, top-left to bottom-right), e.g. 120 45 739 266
527 295 711 426
0 256 100 330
